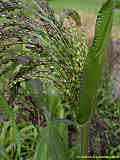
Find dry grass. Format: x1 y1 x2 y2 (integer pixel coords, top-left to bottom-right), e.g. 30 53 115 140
77 10 96 47
111 25 120 42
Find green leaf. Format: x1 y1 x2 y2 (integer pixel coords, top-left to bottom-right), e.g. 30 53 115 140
77 0 114 124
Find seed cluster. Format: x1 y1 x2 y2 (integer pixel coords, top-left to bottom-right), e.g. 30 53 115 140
0 0 88 115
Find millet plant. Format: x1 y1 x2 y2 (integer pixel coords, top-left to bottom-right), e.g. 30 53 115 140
0 0 114 159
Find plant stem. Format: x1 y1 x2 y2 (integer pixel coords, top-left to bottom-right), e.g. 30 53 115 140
79 122 90 156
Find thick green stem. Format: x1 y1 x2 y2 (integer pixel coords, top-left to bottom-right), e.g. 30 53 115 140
79 122 90 156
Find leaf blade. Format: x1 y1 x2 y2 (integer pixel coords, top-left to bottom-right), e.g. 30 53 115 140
77 0 114 125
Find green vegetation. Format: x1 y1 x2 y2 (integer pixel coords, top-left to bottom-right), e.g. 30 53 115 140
0 0 120 159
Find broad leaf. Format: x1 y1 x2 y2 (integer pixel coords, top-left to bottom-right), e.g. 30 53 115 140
77 0 114 124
